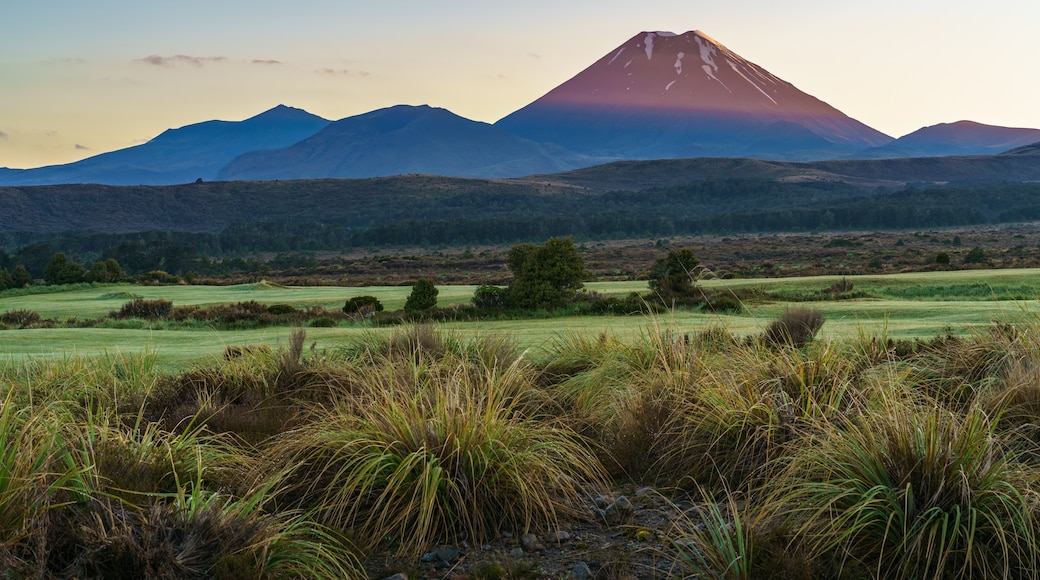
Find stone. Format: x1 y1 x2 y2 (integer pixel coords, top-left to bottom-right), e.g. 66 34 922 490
549 529 573 543
601 495 634 526
571 561 594 579
382 574 408 580
520 532 545 552
509 547 525 558
635 486 655 497
593 494 613 509
436 548 460 563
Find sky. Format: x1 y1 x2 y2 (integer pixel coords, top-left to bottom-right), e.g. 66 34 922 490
3 0 1039 169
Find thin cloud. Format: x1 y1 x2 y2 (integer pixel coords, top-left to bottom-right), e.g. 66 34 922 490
251 59 282 66
316 68 371 77
0 131 7 139
136 54 229 68
527 52 542 59
74 144 90 151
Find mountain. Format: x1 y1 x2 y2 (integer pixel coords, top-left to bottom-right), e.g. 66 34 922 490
853 121 1040 159
216 104 589 180
1002 141 1040 156
0 105 330 186
495 30 893 161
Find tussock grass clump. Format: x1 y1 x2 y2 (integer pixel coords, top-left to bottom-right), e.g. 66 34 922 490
44 486 361 579
671 489 816 580
784 405 1038 579
659 341 867 489
0 399 85 553
268 355 606 555
763 308 825 348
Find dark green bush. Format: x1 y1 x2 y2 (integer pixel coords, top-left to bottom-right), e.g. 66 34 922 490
343 295 384 314
472 285 508 309
111 299 173 320
267 303 299 316
1 309 42 326
404 279 438 311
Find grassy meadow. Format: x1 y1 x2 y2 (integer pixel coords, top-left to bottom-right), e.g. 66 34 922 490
5 269 1040 577
3 268 1040 369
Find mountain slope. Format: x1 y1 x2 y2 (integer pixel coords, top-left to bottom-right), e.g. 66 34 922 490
496 30 892 161
216 104 589 180
1002 141 1040 156
853 121 1040 158
0 105 330 186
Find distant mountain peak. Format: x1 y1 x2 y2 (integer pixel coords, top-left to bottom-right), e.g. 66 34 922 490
247 104 329 123
496 29 891 160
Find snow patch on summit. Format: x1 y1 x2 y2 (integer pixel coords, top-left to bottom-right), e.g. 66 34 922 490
644 33 656 60
695 36 718 71
674 52 685 75
607 47 625 66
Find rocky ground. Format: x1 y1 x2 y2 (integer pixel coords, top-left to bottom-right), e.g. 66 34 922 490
363 486 702 579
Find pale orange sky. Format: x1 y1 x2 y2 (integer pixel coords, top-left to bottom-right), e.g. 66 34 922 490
3 0 1039 168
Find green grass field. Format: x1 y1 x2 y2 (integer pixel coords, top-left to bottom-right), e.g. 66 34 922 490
3 269 1040 369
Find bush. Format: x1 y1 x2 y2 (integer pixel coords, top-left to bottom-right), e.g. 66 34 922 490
936 252 951 266
472 284 508 309
648 248 700 304
343 295 384 315
266 303 299 316
764 308 825 348
404 279 438 311
0 309 42 327
964 246 987 264
10 265 33 288
110 299 173 320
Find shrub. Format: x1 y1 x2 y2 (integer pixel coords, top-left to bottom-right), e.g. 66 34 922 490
764 308 825 348
648 248 700 304
964 246 987 264
0 268 13 291
342 295 384 315
110 299 173 320
309 316 338 327
404 278 438 311
266 303 298 316
1 309 42 327
472 284 508 309
936 252 951 266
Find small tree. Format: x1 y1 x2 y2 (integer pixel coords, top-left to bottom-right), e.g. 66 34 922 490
85 258 124 283
11 265 32 288
648 248 701 304
507 237 586 310
44 252 85 285
0 268 12 291
935 252 951 266
404 279 438 311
